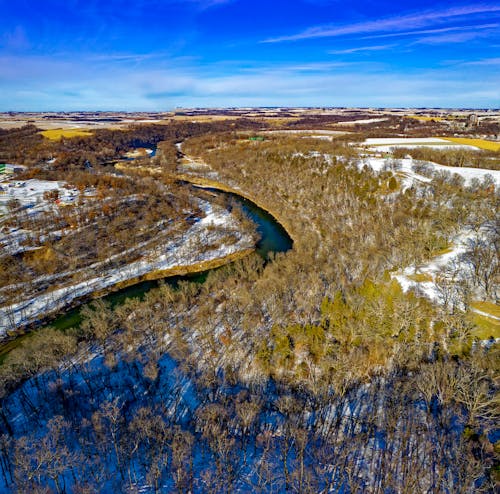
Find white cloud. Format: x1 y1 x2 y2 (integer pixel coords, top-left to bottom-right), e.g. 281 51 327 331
361 23 499 40
328 44 394 54
1 53 499 110
462 57 500 65
263 5 500 42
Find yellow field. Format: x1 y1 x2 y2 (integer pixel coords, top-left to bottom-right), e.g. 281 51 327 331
472 301 500 318
409 115 443 122
40 129 93 140
469 301 500 340
441 137 500 151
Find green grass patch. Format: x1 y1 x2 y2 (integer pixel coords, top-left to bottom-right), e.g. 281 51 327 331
471 313 500 340
471 300 500 319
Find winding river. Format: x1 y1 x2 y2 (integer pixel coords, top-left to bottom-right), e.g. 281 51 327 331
0 186 292 360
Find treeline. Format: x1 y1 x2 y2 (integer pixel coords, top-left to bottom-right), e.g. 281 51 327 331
392 146 500 170
0 119 264 170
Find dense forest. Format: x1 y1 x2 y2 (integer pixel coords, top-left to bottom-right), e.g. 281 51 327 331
0 123 498 492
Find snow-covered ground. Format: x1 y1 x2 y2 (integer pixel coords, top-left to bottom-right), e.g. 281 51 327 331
393 228 499 328
0 201 255 336
0 179 78 215
358 157 500 188
394 230 473 304
358 157 498 323
339 118 389 126
123 148 153 158
364 138 454 145
361 137 478 151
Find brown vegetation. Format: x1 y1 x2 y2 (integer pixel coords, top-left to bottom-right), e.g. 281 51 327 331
0 122 498 493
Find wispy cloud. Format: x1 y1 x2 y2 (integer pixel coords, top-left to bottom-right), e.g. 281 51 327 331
360 23 499 40
414 31 492 44
160 0 234 9
1 53 499 111
263 5 500 42
328 44 394 55
88 53 164 63
461 57 500 65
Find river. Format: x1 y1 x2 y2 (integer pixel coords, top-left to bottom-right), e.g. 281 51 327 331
0 186 293 360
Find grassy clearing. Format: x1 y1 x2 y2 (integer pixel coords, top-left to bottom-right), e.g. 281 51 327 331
471 300 500 318
41 129 93 140
471 313 500 340
407 273 433 282
441 137 500 152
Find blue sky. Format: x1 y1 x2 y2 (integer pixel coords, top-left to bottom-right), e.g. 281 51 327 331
0 0 499 110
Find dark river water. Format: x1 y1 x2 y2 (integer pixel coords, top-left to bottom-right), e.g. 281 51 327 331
0 187 292 359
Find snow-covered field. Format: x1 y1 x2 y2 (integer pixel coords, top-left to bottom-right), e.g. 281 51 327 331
358 157 500 188
361 137 479 151
0 201 255 336
339 118 389 126
263 129 347 136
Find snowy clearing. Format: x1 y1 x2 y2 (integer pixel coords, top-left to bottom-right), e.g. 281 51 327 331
338 118 389 126
364 137 458 145
263 129 348 136
393 228 498 325
0 179 79 215
393 229 474 304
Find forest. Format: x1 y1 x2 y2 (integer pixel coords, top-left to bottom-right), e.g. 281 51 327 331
0 120 498 493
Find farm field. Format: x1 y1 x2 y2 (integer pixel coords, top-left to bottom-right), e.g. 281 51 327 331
40 128 94 140
362 137 479 151
441 137 500 151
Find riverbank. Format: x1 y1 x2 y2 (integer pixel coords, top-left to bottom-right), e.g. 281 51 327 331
115 159 296 246
0 199 256 339
0 183 293 360
0 247 254 356
174 173 297 246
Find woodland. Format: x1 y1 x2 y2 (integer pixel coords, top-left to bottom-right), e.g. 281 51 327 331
0 118 498 493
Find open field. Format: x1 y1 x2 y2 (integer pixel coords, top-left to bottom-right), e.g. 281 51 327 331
441 137 500 151
40 128 94 140
0 112 171 130
362 137 478 150
471 301 500 319
408 115 444 122
471 312 500 340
